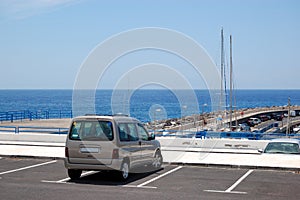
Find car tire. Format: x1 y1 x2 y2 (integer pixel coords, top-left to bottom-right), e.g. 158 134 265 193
119 160 130 181
68 169 82 180
152 150 163 169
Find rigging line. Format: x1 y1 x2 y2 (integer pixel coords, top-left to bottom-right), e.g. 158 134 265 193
233 79 238 127
223 34 229 110
224 55 229 109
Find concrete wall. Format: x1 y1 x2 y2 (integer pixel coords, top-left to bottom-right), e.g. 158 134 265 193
157 137 269 154
0 132 269 154
0 133 67 143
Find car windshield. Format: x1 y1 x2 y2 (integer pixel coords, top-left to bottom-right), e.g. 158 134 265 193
264 142 300 154
69 120 113 141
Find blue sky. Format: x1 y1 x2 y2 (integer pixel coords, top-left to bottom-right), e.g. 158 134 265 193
0 0 299 89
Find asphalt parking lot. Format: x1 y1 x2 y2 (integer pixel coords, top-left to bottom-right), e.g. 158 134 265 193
0 157 300 200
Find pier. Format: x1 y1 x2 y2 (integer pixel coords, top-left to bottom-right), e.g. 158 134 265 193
147 105 300 134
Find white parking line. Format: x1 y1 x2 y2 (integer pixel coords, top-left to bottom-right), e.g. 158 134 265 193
42 171 98 184
225 169 254 192
137 166 183 188
0 160 57 176
123 166 183 189
204 169 254 194
204 189 247 194
43 166 183 188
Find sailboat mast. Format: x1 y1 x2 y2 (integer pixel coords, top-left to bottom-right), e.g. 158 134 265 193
220 28 225 112
229 35 233 130
286 97 291 136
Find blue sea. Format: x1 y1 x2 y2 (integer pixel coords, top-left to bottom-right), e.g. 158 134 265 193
0 89 300 122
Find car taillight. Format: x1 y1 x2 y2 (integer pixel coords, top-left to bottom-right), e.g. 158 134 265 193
112 149 119 159
65 147 69 158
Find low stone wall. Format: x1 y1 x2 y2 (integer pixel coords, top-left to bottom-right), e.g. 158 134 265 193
0 132 269 154
157 137 269 154
0 132 67 143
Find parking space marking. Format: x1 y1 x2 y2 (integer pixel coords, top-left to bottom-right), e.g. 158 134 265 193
204 169 254 194
204 189 247 194
123 166 183 189
137 166 183 188
42 171 98 184
44 166 183 189
225 169 254 192
0 160 57 176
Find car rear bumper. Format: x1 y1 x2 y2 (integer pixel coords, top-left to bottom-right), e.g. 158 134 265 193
64 158 123 171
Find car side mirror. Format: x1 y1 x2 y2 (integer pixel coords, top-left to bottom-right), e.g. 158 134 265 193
258 149 263 153
148 133 155 140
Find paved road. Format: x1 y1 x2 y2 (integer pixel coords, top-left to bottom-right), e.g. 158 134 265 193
256 117 300 129
0 157 299 200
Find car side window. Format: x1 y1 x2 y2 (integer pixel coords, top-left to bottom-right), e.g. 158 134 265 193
118 123 139 141
137 123 149 141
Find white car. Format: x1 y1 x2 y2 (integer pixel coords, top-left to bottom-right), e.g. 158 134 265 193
260 138 300 154
247 117 261 126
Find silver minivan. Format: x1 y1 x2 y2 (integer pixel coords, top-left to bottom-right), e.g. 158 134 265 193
64 115 163 180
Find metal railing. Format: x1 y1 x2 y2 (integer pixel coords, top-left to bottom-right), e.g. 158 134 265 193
0 110 73 123
154 130 300 140
0 125 68 134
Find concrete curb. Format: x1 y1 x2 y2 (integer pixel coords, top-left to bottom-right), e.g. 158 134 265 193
166 162 300 171
0 141 65 147
0 154 65 160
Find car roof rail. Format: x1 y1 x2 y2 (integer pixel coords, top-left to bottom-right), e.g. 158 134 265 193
84 113 110 116
112 113 129 117
84 114 98 116
84 113 130 117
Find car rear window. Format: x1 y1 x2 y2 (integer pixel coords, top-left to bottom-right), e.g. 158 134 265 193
69 120 113 141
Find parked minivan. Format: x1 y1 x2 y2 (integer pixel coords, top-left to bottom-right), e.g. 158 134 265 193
64 115 163 180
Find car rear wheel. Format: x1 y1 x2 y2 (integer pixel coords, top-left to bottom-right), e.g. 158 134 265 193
119 161 130 180
68 169 82 180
